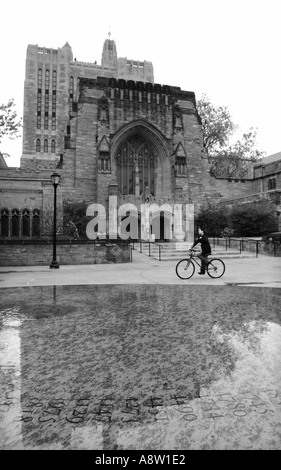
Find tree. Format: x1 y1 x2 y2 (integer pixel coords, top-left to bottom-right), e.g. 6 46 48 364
229 201 278 236
41 203 64 238
197 94 236 157
0 99 22 159
197 94 265 178
195 200 278 237
63 200 90 238
195 201 230 237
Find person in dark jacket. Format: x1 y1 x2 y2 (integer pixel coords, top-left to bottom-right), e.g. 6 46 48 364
190 227 212 275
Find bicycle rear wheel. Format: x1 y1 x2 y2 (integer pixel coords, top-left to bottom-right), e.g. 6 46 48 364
207 258 225 278
175 259 195 280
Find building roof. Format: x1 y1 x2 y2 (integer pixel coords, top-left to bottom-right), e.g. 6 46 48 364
0 154 8 168
261 152 281 164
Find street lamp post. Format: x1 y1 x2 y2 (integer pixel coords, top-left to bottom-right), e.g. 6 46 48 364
50 172 60 269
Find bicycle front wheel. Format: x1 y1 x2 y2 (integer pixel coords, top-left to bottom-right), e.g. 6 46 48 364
175 259 195 280
207 258 225 278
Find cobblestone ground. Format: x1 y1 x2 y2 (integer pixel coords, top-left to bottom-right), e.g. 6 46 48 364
0 285 281 450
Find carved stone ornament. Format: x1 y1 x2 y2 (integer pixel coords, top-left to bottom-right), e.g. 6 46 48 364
97 135 110 152
173 106 183 132
98 97 109 126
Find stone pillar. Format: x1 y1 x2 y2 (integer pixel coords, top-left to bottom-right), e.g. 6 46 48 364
29 212 33 238
8 210 12 238
19 210 23 238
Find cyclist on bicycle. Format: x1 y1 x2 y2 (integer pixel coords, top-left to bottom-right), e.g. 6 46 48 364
190 227 211 275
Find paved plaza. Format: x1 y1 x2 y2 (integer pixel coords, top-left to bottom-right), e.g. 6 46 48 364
0 252 280 451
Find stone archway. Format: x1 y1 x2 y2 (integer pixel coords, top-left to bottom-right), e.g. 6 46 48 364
111 120 171 198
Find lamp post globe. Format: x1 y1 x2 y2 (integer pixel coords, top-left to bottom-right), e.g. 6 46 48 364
50 172 60 269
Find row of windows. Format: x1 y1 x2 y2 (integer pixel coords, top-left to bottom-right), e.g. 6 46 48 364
36 139 56 153
37 69 57 130
0 209 40 238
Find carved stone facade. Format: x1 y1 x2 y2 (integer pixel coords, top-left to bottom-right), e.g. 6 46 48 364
0 36 280 240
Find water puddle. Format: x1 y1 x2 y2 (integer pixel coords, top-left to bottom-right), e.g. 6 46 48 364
0 285 280 450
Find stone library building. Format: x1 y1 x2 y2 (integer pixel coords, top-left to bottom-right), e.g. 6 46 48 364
0 34 280 247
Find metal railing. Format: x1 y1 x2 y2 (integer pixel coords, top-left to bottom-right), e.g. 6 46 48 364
131 239 164 261
131 237 280 260
211 237 264 258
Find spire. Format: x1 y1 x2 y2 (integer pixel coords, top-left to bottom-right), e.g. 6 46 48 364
101 31 117 68
61 41 73 61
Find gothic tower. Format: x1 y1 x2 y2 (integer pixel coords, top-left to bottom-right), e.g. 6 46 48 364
20 36 154 170
101 33 117 68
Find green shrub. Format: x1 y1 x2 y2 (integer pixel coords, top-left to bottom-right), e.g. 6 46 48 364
229 201 278 236
63 200 90 238
195 202 230 236
196 199 278 237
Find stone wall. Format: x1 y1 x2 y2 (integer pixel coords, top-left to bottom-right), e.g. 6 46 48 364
0 240 131 266
252 159 281 193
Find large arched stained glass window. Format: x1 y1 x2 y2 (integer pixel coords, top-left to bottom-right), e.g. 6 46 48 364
116 136 155 196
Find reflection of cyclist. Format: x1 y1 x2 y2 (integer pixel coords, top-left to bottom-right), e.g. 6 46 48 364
190 227 211 275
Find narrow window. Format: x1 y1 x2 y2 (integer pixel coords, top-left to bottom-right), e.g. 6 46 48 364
69 76 74 112
44 69 50 129
37 69 42 129
44 139 48 153
99 152 111 172
52 71 57 129
32 209 40 237
175 156 186 175
45 69 50 89
0 209 9 237
268 178 276 190
36 138 41 152
51 139 56 153
22 209 30 237
38 68 42 89
11 209 20 237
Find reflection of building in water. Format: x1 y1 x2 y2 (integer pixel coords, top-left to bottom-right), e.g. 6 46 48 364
4 283 281 449
0 311 23 449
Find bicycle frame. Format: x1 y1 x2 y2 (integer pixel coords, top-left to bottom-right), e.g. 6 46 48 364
188 250 208 267
175 250 226 280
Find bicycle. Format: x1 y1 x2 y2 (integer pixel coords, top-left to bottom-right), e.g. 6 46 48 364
175 249 225 280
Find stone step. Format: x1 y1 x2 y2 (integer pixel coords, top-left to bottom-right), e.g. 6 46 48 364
157 254 256 261
134 246 244 256
132 243 256 261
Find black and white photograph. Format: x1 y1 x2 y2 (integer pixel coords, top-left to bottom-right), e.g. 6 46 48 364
0 0 280 459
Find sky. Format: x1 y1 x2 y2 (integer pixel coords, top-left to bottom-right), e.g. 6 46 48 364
1 0 280 167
